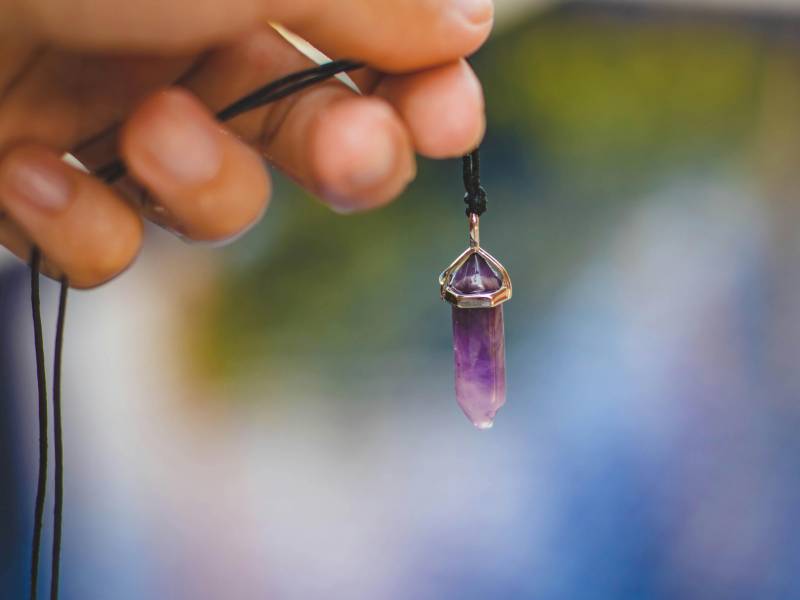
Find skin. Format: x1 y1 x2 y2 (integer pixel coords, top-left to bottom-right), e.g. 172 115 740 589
0 0 491 288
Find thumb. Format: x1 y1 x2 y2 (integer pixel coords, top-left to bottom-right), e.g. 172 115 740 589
3 0 493 72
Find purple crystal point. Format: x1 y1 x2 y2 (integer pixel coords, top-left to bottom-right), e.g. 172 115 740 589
452 253 503 294
450 254 506 429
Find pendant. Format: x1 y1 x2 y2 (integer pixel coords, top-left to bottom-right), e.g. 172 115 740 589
439 213 512 429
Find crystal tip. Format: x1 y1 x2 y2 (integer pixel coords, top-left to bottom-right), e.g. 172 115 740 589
473 418 495 431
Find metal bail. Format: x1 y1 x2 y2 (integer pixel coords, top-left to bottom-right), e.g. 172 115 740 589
438 213 512 309
469 212 480 249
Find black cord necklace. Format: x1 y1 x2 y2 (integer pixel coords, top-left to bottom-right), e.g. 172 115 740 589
26 57 510 600
440 147 511 429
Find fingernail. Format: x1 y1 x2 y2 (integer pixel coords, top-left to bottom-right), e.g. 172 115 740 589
453 0 494 25
324 191 358 215
345 129 397 191
141 92 222 185
324 129 399 214
0 152 72 211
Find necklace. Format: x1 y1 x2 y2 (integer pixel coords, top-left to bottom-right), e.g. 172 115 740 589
440 150 511 429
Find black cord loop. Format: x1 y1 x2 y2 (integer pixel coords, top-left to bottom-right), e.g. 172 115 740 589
27 58 366 600
28 57 483 600
462 148 486 216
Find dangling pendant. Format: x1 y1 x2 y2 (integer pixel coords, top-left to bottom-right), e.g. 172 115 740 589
439 213 512 429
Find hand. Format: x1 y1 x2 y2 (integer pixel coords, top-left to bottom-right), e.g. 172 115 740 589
0 0 491 288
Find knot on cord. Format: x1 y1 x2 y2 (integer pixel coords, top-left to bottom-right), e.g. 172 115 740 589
462 149 487 216
463 185 487 217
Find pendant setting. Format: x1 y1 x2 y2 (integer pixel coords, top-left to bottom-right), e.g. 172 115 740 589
439 213 511 429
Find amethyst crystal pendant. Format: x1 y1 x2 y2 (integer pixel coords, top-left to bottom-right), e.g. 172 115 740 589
439 214 512 429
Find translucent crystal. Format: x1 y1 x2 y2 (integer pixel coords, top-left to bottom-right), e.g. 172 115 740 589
450 254 507 429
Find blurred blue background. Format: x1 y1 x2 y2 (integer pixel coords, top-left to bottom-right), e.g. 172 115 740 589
3 1 800 598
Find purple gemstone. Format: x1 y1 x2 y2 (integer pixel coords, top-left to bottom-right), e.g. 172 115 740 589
450 254 506 429
452 253 502 294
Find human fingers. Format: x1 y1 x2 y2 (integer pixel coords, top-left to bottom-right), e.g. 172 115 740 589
0 144 142 288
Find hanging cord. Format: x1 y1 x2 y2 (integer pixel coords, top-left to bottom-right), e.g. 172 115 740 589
462 148 486 216
29 249 48 600
28 58 365 600
95 59 364 184
50 279 68 600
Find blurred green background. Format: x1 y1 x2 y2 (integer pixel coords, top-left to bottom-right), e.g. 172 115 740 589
200 4 774 380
